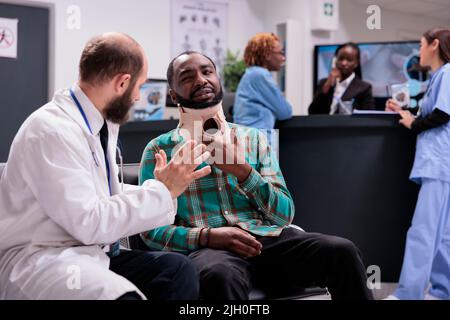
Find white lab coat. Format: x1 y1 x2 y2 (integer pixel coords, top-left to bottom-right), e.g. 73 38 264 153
0 87 176 300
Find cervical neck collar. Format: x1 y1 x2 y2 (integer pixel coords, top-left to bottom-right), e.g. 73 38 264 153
178 102 230 143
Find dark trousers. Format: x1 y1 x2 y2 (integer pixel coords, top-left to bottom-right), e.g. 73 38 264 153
188 228 374 300
110 250 199 300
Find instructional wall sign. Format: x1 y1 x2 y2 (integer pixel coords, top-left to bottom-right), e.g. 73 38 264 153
0 17 18 59
171 0 228 74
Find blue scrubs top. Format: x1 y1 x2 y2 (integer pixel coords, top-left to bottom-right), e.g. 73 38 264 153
234 66 293 129
410 63 450 184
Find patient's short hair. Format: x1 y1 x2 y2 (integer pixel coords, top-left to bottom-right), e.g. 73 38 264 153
166 51 216 88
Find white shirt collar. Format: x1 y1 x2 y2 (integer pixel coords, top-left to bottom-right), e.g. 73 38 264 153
338 72 356 89
330 73 356 115
71 84 105 136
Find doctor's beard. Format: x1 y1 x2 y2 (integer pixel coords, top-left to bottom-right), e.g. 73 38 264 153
103 81 135 125
175 86 224 110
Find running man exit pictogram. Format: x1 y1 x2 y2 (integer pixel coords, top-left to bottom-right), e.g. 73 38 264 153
0 17 18 58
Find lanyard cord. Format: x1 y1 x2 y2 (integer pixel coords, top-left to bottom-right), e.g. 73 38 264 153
70 89 112 196
70 89 93 134
116 139 124 192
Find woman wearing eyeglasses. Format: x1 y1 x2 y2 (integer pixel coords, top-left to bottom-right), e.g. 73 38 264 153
385 28 450 300
309 42 375 115
233 33 293 134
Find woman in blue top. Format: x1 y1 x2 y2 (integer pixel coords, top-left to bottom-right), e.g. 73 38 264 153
234 33 293 132
385 28 450 300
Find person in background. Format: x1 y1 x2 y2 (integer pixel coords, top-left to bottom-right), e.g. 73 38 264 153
309 42 375 115
385 28 450 300
233 33 293 131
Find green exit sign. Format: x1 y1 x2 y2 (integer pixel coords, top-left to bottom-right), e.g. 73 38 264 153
324 2 334 17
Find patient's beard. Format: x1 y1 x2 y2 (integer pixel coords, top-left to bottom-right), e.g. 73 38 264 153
175 87 224 110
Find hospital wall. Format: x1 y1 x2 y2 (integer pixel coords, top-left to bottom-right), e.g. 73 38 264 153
19 0 265 95
12 0 450 113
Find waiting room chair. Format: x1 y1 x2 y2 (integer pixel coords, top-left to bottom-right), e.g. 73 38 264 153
1 162 327 299
0 162 328 299
122 163 329 300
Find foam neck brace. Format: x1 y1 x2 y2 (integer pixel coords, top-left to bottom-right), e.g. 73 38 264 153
178 102 230 143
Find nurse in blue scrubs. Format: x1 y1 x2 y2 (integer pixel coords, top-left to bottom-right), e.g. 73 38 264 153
386 28 450 300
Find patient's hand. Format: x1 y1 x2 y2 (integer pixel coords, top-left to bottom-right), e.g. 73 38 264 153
203 128 252 183
207 227 262 258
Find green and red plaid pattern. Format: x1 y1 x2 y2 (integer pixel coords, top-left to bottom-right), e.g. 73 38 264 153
139 124 295 254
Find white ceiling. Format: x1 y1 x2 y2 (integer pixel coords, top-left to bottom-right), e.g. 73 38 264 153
351 0 450 21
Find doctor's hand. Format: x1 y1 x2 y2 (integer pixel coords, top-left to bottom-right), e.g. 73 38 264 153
385 99 403 112
207 227 262 258
154 140 211 199
203 128 252 183
398 110 415 129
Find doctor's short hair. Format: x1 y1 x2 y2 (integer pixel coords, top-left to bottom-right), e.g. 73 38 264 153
244 33 280 67
166 51 217 89
79 34 143 85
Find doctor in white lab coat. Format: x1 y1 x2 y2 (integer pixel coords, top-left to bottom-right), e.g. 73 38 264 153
0 33 211 300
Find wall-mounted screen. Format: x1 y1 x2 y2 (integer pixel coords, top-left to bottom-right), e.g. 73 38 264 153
314 41 430 109
129 79 167 122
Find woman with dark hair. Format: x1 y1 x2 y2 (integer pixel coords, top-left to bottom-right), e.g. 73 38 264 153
385 28 450 300
309 42 375 115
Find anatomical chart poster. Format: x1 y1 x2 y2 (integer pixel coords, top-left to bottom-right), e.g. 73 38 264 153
171 0 228 74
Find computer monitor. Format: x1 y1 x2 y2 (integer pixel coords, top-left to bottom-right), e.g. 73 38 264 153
314 41 430 109
129 79 168 122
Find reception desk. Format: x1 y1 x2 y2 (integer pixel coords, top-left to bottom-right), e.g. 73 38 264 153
119 115 419 282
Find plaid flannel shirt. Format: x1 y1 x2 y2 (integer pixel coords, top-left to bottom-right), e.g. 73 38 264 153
139 123 295 254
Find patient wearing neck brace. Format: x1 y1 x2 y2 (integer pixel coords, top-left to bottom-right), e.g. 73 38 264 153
176 86 232 145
